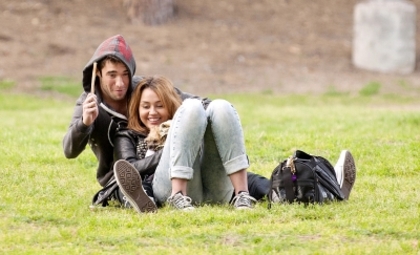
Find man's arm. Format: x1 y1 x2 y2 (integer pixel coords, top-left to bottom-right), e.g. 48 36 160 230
62 92 93 158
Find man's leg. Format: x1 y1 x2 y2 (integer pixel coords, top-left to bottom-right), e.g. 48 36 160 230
247 172 270 200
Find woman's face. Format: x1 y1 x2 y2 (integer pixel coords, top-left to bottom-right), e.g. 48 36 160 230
139 88 170 129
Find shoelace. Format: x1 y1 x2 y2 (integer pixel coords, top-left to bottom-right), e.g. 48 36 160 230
123 196 131 208
169 194 193 209
231 192 257 207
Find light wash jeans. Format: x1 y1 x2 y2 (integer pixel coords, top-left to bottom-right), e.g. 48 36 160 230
152 98 250 205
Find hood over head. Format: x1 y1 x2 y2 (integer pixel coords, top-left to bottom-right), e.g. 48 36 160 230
82 34 136 94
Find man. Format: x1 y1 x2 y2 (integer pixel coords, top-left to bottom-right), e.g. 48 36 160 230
62 34 155 210
63 34 270 213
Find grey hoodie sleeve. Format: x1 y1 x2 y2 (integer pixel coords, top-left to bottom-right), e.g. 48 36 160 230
62 92 93 158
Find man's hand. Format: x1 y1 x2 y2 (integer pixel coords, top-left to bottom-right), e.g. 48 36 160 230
82 93 98 126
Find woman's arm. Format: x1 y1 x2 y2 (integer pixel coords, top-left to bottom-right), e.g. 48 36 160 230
114 129 162 178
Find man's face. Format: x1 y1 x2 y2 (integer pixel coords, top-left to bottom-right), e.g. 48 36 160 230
98 60 130 103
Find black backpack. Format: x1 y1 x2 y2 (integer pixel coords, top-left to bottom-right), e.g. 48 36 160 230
268 150 344 208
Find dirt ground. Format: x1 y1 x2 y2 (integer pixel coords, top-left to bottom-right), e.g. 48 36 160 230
1 0 420 96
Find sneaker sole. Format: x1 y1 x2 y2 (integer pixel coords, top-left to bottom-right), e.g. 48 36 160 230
114 160 157 213
235 206 252 210
341 151 356 200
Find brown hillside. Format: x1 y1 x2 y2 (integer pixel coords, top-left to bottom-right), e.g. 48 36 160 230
0 0 419 95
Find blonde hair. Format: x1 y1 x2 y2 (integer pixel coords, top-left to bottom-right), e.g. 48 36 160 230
128 76 182 134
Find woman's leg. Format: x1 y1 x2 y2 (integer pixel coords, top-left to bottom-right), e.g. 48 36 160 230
152 99 207 205
201 99 250 203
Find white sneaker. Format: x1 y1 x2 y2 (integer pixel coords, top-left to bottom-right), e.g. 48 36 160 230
231 191 257 210
167 192 195 211
334 150 356 200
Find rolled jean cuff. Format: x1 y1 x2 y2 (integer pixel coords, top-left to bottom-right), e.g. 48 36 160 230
171 166 194 180
224 154 250 175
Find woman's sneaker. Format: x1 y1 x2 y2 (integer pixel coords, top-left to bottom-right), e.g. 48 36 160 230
114 160 157 213
334 150 356 200
231 191 257 210
167 192 195 211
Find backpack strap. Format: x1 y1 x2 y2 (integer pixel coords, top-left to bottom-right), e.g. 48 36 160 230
314 156 345 200
282 166 295 203
268 160 288 209
91 177 119 207
283 156 296 203
268 157 297 209
267 167 275 209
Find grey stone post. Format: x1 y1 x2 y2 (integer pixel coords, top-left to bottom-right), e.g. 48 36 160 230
352 0 416 74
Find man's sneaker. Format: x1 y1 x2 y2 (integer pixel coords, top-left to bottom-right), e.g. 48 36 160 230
113 160 157 213
270 190 281 203
231 191 257 210
334 150 356 200
167 192 195 211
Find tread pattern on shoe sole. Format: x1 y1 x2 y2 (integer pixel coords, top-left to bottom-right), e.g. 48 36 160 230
342 152 356 199
114 161 157 213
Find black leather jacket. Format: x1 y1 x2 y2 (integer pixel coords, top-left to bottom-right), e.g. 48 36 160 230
113 129 162 179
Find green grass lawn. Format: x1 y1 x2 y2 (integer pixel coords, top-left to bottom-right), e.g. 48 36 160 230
0 89 419 254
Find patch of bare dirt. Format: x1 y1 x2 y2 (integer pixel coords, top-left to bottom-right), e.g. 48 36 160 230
1 0 420 96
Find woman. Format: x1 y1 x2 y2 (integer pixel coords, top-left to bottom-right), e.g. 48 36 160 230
112 76 181 213
113 75 257 212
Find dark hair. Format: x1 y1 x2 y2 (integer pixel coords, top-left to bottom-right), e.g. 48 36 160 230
96 55 133 99
97 55 124 72
128 76 182 134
